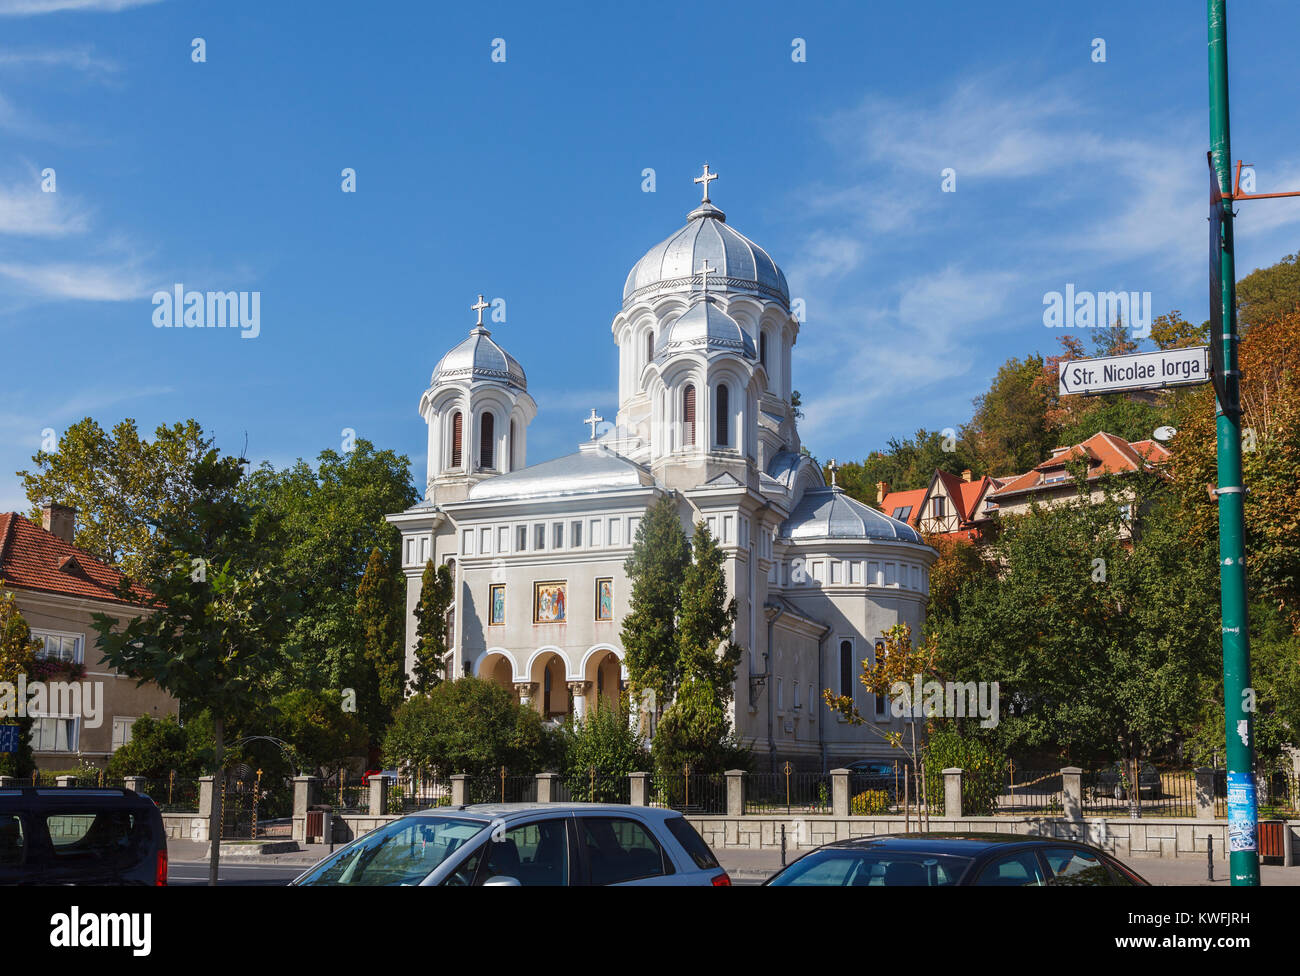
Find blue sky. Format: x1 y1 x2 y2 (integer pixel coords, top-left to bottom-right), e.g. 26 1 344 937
2 0 1299 510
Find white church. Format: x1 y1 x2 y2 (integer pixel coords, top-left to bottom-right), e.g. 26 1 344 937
387 166 937 770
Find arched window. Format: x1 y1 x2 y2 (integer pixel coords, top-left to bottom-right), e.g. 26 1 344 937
450 411 463 468
715 384 730 447
645 331 654 366
760 331 769 369
479 412 495 469
839 639 854 698
683 384 696 446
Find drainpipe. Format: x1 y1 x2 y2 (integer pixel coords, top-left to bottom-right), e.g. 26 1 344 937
816 623 831 774
765 604 784 775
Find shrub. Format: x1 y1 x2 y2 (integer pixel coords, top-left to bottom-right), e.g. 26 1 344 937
560 696 649 801
851 790 890 815
921 726 1007 816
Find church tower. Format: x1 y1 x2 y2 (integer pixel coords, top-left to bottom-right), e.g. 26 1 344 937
420 295 537 505
611 165 801 489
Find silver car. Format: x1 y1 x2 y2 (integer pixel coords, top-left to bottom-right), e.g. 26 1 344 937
290 803 732 887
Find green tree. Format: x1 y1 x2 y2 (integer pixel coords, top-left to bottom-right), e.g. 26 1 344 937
356 547 405 721
18 418 213 580
382 678 558 779
264 688 368 775
560 696 650 801
1150 310 1209 350
0 587 40 777
106 714 211 779
90 449 298 885
676 522 743 699
411 559 452 694
1237 251 1300 332
965 354 1056 477
650 675 749 783
621 496 691 710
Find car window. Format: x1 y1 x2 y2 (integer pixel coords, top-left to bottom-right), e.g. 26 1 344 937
440 845 483 887
664 817 718 870
580 817 667 885
297 816 484 886
482 819 568 885
769 850 968 886
44 811 149 862
0 814 24 867
1042 846 1120 886
973 850 1047 886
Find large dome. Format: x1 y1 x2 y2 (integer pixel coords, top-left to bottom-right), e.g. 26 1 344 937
623 200 789 309
430 325 527 392
780 487 924 544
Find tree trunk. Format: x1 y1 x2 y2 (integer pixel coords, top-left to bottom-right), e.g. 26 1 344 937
208 714 224 887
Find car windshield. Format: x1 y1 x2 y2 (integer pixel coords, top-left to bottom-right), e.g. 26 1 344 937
768 849 971 886
296 816 485 886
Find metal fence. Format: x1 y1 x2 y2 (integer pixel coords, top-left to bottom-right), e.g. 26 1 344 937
747 771 831 814
556 768 633 805
650 772 727 814
388 772 451 813
995 767 1063 815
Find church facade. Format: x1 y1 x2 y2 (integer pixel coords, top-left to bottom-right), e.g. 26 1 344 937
387 167 937 770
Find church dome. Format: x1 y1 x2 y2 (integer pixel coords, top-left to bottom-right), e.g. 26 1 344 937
430 324 527 393
781 486 924 544
623 167 789 309
657 296 756 360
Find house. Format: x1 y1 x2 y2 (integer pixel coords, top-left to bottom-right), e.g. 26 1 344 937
987 432 1170 519
0 504 178 771
877 469 1005 542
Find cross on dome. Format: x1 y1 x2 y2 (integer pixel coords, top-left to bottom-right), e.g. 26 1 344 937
827 458 840 487
697 259 717 297
694 162 718 203
471 294 489 327
584 409 604 440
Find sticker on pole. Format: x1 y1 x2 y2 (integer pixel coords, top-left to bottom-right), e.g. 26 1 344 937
1225 771 1257 853
1058 347 1210 396
0 724 18 754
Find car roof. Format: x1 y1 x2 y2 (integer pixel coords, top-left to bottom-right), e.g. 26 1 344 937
816 832 1103 855
405 802 682 823
0 787 157 807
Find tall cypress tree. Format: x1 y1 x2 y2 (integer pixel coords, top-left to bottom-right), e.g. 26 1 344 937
676 521 743 701
356 547 405 723
411 559 452 694
621 496 690 713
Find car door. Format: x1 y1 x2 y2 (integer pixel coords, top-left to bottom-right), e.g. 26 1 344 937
473 814 575 886
969 848 1048 886
1039 845 1126 886
0 811 31 884
575 815 678 886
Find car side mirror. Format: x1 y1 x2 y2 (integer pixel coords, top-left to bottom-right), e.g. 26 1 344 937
483 875 521 887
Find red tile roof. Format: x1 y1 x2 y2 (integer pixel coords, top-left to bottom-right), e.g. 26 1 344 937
989 432 1171 500
877 488 927 527
0 513 152 607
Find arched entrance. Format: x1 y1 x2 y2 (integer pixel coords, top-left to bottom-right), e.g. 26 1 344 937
528 651 572 723
578 646 625 719
476 651 516 692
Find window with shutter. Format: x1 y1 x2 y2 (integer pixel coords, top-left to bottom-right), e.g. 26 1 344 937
683 384 696 446
480 412 495 469
451 411 463 468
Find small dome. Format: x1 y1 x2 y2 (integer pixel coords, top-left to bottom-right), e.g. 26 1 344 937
623 202 789 308
781 487 924 544
657 296 756 360
430 325 526 392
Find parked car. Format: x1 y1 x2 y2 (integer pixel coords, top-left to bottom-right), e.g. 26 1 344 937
291 803 731 886
846 759 911 801
764 834 1149 886
361 769 399 787
1092 764 1162 801
0 786 168 885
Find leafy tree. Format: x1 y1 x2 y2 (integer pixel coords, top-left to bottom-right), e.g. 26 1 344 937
923 534 989 633
676 522 743 700
382 678 558 779
560 695 650 801
356 547 405 720
1056 396 1169 446
837 429 976 504
621 496 691 711
922 725 1007 817
651 675 749 783
264 688 368 775
106 713 212 779
411 559 452 694
0 587 40 777
1237 251 1300 332
18 418 212 580
1091 318 1139 357
965 354 1056 477
1150 310 1209 350
90 449 298 885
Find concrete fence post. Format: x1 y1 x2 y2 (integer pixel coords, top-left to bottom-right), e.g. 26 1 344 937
197 775 216 843
1194 767 1216 821
0 776 17 788
726 769 746 817
123 775 147 795
292 775 319 843
55 775 75 788
943 768 964 819
629 772 649 806
1061 766 1083 821
368 775 388 816
830 768 850 818
536 772 558 803
450 774 468 807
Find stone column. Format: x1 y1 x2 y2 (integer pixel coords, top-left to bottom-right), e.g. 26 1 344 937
1194 767 1216 820
831 768 851 818
292 775 319 843
568 681 591 722
629 771 650 806
514 681 537 710
450 774 469 806
368 775 388 816
56 775 75 787
726 769 746 817
123 775 147 795
1061 766 1083 821
536 772 558 803
943 768 964 819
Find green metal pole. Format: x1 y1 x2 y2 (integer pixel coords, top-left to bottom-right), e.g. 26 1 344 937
1208 0 1259 886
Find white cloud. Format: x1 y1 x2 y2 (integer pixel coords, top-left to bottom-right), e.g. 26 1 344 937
0 259 153 300
0 0 163 14
0 178 90 236
0 46 120 75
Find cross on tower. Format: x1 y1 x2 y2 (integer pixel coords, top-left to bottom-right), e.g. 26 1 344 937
697 259 717 297
584 409 604 441
471 294 489 327
694 162 718 203
827 458 840 488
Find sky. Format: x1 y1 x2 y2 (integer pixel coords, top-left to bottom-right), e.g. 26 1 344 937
1 0 1299 511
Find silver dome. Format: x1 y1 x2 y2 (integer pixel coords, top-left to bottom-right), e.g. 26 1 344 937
430 325 527 392
656 296 756 360
623 203 790 308
780 487 924 544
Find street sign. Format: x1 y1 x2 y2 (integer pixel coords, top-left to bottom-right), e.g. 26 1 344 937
1058 346 1210 396
0 725 19 754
